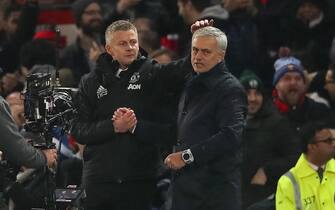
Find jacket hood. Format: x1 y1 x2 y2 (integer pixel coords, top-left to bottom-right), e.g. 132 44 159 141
200 5 229 20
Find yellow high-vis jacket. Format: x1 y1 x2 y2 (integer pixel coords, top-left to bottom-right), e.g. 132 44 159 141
276 154 335 210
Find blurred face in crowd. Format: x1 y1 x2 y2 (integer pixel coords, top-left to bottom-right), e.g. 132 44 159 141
10 104 25 128
133 17 156 53
133 17 151 33
247 89 263 115
191 35 224 73
105 29 139 69
324 69 335 100
154 54 172 64
275 72 305 106
297 2 321 23
81 2 103 34
6 10 20 35
223 0 254 12
5 92 25 129
310 128 335 163
177 0 192 25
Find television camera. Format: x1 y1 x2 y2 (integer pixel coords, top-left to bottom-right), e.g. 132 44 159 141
1 72 82 210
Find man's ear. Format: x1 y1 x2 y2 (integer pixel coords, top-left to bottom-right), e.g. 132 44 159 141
220 50 225 60
105 44 113 57
329 129 335 138
218 50 225 62
308 143 317 153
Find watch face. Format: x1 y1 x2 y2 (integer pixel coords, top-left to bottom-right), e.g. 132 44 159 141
182 153 190 160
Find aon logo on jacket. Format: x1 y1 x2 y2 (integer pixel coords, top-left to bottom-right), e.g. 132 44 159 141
127 84 141 90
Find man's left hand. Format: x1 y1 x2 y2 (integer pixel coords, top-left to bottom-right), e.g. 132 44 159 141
164 152 185 170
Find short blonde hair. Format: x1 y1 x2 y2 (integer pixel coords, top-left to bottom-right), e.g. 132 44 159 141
105 20 137 44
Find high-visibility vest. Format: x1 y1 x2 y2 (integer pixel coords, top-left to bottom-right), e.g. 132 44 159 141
276 154 335 210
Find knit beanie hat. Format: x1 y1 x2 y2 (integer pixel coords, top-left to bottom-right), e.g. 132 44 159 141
239 70 264 92
273 47 304 85
72 0 95 26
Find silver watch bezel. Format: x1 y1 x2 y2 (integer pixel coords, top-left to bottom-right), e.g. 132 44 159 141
181 149 194 164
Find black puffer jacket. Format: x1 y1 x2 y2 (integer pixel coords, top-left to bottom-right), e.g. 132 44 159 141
242 99 300 208
71 53 190 185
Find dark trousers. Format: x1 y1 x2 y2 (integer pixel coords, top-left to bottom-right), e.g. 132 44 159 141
83 179 156 210
246 197 275 210
171 169 242 210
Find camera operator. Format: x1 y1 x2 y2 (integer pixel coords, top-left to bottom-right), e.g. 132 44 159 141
0 95 57 172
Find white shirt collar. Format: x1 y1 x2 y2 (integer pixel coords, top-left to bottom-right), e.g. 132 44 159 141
115 68 128 78
308 161 325 171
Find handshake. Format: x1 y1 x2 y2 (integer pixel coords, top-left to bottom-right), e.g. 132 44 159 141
112 107 137 133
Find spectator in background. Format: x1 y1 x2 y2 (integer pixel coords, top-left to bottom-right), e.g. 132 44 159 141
272 48 335 133
176 0 228 55
220 0 259 77
0 0 39 74
59 0 104 86
276 122 335 210
239 70 300 209
284 0 335 72
306 64 335 111
177 0 259 77
19 39 57 80
133 16 161 55
104 0 169 37
0 0 11 41
0 71 23 98
5 91 25 130
0 4 21 45
150 48 177 64
253 0 297 88
0 0 39 97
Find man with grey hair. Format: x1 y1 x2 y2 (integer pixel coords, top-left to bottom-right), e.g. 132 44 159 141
71 19 212 209
164 25 247 210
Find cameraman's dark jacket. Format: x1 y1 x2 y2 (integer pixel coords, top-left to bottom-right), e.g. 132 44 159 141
71 53 190 185
0 96 46 169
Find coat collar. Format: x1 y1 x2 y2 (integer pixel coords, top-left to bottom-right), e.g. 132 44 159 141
188 62 228 90
95 53 146 75
294 154 335 178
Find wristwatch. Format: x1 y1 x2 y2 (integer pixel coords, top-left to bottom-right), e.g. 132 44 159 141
181 149 194 164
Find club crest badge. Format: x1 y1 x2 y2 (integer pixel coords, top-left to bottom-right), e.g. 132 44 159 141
129 72 140 84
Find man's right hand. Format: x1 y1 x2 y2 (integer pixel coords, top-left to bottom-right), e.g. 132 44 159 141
112 107 137 133
42 149 57 168
190 19 214 34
